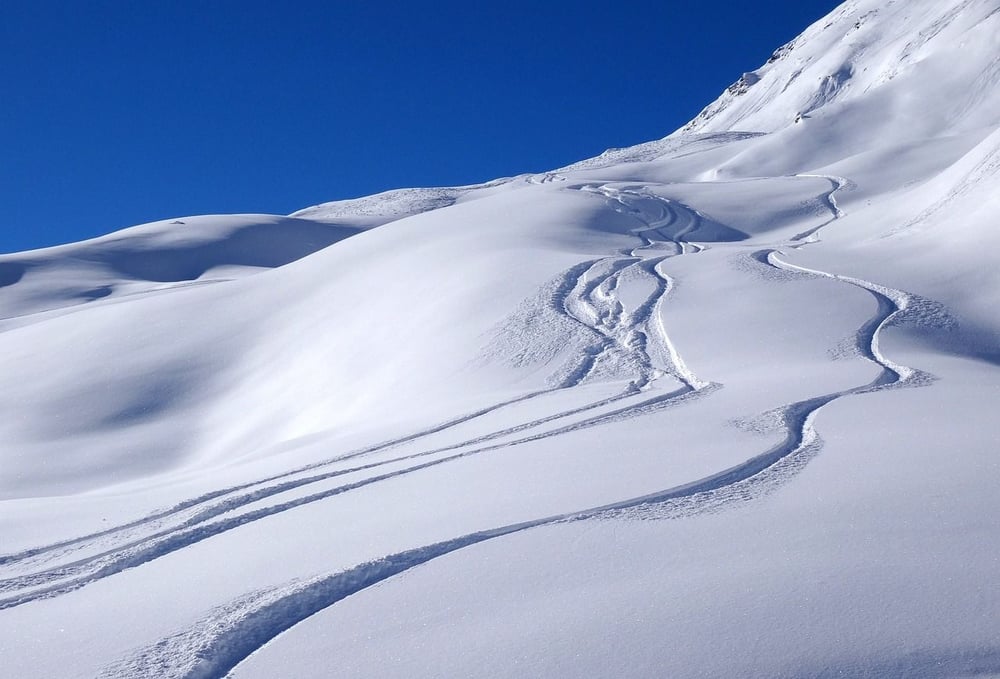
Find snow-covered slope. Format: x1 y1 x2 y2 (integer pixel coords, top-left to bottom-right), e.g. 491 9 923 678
2 1 998 677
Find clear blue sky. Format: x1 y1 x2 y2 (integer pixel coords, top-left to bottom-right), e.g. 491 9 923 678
1 0 840 254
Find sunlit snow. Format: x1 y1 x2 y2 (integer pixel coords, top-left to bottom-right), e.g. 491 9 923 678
1 1 999 677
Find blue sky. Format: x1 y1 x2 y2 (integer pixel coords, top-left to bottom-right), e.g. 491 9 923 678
1 0 840 254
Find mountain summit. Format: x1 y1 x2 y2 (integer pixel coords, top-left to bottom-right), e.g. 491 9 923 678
1 1 998 677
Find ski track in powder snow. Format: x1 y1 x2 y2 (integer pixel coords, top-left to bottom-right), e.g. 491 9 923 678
87 174 943 679
0 184 711 609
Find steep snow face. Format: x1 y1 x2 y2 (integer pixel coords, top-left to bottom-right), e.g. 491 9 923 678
1 1 999 678
682 0 1000 139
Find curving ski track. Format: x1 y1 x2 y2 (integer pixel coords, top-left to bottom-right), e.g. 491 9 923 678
789 174 853 243
0 248 678 578
1 184 704 579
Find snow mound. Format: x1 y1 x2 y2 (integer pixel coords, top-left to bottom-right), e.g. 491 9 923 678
0 214 361 321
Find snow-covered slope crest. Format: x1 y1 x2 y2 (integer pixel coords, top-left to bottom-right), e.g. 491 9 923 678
289 177 513 227
1 1 999 677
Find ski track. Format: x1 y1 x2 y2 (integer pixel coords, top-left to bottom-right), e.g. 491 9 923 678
789 174 854 243
0 381 707 608
0 258 663 585
1 249 659 577
28 174 934 678
2 184 699 574
1 183 713 612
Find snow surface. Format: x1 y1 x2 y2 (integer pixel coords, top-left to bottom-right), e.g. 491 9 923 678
2 0 999 677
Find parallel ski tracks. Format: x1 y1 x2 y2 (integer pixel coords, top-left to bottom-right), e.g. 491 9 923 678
0 182 712 612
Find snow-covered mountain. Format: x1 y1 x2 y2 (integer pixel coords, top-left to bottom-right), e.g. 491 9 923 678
2 1 999 676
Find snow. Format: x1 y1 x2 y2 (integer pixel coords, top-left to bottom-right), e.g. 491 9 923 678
1 0 999 677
